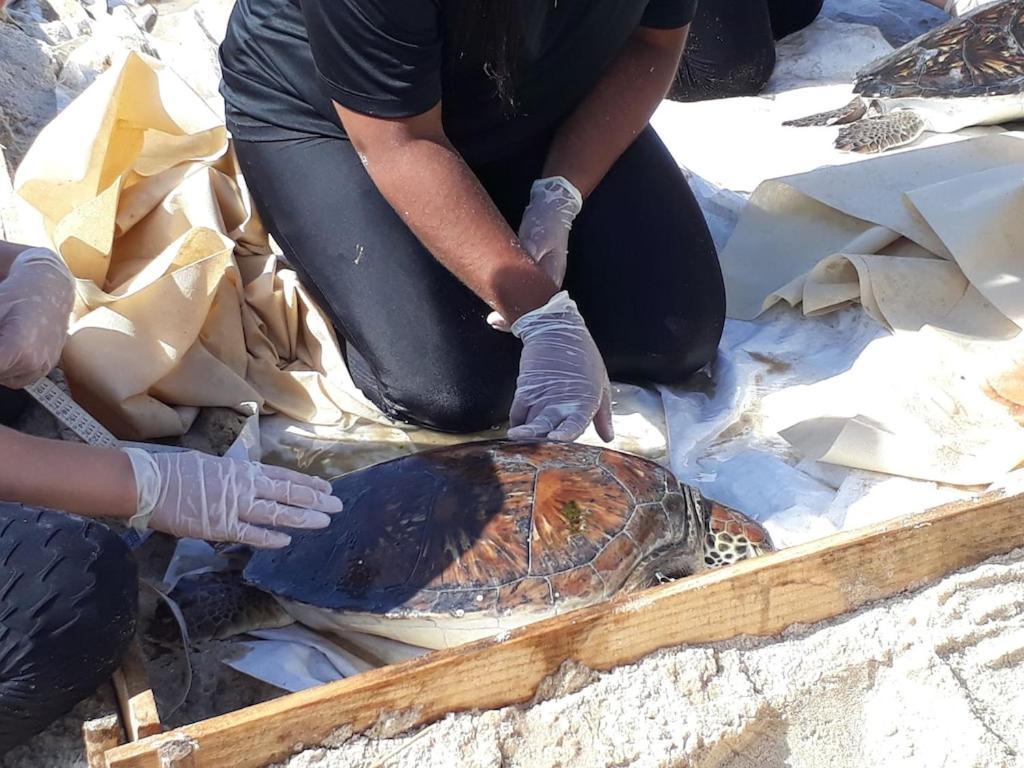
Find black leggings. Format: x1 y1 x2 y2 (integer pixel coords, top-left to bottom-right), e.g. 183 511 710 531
235 127 724 434
0 505 137 752
671 0 825 101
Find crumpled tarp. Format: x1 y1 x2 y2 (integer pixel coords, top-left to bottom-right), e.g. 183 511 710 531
13 51 386 440
713 133 1024 485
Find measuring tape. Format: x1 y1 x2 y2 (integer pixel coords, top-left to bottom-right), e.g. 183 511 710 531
23 375 120 447
23 377 156 548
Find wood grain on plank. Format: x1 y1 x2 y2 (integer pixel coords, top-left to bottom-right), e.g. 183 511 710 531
105 491 1024 768
82 698 125 768
112 642 163 742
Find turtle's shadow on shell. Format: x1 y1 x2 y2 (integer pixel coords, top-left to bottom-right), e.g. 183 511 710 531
247 449 511 616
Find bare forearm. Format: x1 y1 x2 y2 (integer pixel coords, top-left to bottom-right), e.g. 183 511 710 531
0 426 136 520
544 26 688 197
342 106 557 324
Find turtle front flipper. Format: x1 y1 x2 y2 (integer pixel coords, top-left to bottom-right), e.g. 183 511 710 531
149 571 294 644
834 111 926 153
782 97 868 127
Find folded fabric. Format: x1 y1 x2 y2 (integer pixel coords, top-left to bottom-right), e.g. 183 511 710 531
761 327 1024 485
13 52 385 439
721 133 1024 334
719 133 1024 485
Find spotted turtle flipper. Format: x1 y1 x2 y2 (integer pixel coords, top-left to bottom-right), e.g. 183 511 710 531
783 97 869 127
834 111 926 153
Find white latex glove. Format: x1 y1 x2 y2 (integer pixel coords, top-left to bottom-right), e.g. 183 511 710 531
508 291 614 442
487 176 583 332
123 448 344 548
944 0 991 15
0 247 75 389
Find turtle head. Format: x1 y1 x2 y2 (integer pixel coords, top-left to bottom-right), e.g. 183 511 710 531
699 499 773 569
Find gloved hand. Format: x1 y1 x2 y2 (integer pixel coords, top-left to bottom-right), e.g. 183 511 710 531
488 176 583 332
123 448 344 548
0 247 75 389
508 291 614 442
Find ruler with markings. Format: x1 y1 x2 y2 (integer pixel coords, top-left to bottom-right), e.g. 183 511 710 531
23 375 120 447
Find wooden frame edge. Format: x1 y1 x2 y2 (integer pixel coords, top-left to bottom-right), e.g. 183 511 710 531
102 491 1024 768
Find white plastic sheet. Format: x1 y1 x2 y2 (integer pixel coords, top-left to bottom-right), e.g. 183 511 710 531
199 1 1024 690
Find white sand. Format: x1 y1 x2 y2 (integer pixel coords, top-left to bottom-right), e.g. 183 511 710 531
278 548 1024 768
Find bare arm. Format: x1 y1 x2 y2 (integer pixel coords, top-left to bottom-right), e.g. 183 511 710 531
542 25 689 198
0 426 137 520
334 104 557 325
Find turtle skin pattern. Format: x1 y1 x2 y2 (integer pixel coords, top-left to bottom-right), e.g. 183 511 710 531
855 0 1024 99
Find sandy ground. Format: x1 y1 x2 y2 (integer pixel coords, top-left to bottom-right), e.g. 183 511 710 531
7 547 1017 768
275 548 1024 768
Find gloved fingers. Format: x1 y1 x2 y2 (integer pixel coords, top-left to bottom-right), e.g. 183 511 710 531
593 386 615 443
486 311 512 333
259 463 333 494
243 499 334 530
547 411 594 442
536 251 567 287
507 405 564 441
231 522 293 550
0 347 49 389
2 369 49 390
256 466 343 513
509 390 532 430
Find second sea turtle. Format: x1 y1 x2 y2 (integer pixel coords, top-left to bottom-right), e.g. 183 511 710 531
784 0 1024 153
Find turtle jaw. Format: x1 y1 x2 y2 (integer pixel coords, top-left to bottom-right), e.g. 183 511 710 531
700 500 774 570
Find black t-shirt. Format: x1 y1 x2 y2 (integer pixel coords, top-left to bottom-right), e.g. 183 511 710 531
220 0 696 163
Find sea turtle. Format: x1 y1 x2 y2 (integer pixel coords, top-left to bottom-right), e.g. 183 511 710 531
158 441 772 651
783 0 1024 153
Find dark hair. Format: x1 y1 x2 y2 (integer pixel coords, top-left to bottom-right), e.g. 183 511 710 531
449 1 523 112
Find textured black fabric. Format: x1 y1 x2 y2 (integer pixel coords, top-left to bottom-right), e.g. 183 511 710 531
0 388 29 428
0 506 137 752
234 126 723 434
768 0 825 40
220 0 696 163
670 0 823 101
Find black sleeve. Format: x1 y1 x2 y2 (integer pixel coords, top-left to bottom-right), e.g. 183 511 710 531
300 0 443 118
640 0 698 29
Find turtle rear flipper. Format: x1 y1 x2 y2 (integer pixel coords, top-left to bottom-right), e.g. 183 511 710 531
149 571 293 644
834 111 926 154
782 97 868 127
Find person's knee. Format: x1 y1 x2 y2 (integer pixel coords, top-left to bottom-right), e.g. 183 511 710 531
393 382 512 434
0 507 137 751
769 0 824 40
611 326 723 385
727 45 776 97
672 45 776 101
605 283 726 385
367 363 515 435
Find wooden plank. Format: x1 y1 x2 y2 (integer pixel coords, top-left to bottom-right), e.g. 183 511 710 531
112 642 163 742
155 736 198 768
83 713 125 768
105 491 1024 768
82 685 126 768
